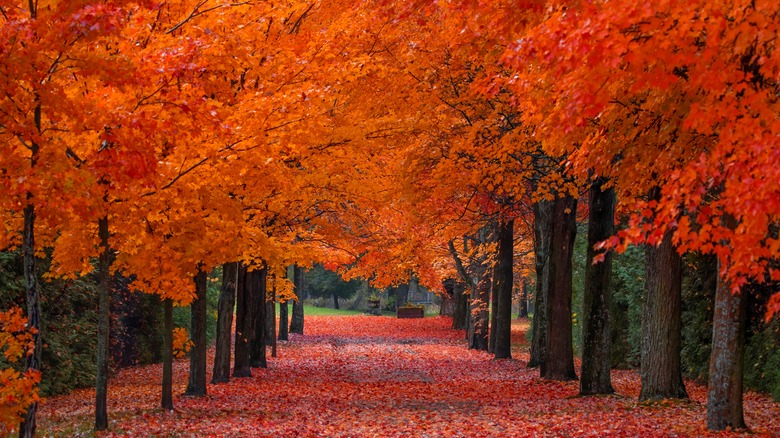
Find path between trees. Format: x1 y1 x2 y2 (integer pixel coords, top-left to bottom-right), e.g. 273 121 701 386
39 316 779 436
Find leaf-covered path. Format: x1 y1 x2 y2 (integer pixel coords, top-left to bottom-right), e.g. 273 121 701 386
40 316 779 437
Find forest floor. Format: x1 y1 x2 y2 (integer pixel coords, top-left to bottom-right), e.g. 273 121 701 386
39 316 780 437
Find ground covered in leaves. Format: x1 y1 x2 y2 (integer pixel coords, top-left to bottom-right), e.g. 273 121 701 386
39 316 780 437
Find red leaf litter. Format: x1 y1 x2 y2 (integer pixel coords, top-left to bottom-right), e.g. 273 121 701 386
38 316 780 436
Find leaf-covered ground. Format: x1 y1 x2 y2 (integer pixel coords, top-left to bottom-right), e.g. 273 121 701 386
39 316 780 437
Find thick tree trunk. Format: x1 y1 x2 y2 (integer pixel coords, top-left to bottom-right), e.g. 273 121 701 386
95 216 111 430
494 219 514 359
279 299 289 341
543 194 578 381
469 266 491 351
529 199 552 370
162 298 174 410
332 292 340 309
518 278 529 319
290 265 304 334
185 269 208 396
250 268 267 368
19 106 41 438
707 262 746 430
580 179 615 395
233 264 252 378
640 230 688 400
213 262 237 384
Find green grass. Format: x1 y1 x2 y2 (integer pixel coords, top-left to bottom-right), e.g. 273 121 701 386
277 303 435 317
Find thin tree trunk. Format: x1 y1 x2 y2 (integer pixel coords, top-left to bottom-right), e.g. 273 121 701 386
279 295 289 341
233 264 252 378
95 215 111 430
529 199 552 370
270 281 277 358
396 283 410 308
290 265 304 334
19 104 41 438
333 292 340 309
580 178 615 395
518 278 529 319
489 269 499 355
213 262 237 384
494 219 514 359
452 281 468 329
707 262 746 430
250 267 267 368
640 229 688 400
543 194 578 381
162 298 174 410
185 269 208 396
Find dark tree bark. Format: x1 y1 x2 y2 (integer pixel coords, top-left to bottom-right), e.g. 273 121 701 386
493 219 514 359
162 298 174 410
233 264 252 378
279 301 288 341
640 229 688 400
290 265 304 334
440 278 456 317
332 292 340 309
395 283 410 308
489 266 499 355
518 278 529 319
19 104 41 438
250 267 268 368
95 216 111 430
543 194 578 381
580 179 615 395
185 269 208 396
529 199 552 370
469 266 491 351
265 292 275 344
213 262 237 384
452 281 468 330
707 261 747 430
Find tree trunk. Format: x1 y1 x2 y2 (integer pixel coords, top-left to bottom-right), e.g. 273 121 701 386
469 265 491 351
95 215 111 430
452 281 468 329
489 267 499 355
518 278 529 319
707 261 746 430
543 194 578 381
395 283 410 308
162 298 174 410
290 265 304 334
250 267 267 368
332 292 340 309
279 299 289 341
213 262 237 384
19 105 41 438
233 264 252 378
493 219 514 359
580 178 615 395
529 199 552 370
640 230 688 400
185 269 208 396
441 279 456 317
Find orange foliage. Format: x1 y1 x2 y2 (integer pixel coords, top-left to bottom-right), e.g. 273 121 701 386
0 308 40 434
